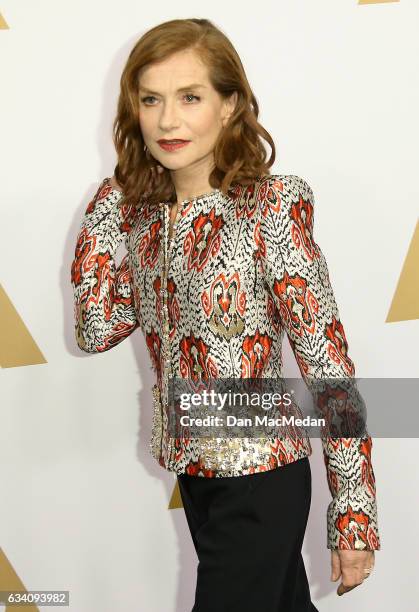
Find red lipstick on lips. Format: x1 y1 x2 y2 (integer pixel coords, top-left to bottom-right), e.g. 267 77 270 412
157 138 191 152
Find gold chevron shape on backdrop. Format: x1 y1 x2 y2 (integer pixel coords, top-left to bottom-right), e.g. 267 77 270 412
0 12 9 29
0 284 47 368
168 481 183 509
0 548 40 611
386 219 419 322
358 0 400 4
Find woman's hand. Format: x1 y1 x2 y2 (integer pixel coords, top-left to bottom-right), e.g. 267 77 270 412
331 549 375 596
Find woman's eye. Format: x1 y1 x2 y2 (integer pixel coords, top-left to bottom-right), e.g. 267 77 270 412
141 96 157 105
140 94 200 105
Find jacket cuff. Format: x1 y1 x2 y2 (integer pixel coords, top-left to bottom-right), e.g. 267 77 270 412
326 487 381 550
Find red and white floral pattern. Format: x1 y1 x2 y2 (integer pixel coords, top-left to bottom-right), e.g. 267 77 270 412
71 173 380 551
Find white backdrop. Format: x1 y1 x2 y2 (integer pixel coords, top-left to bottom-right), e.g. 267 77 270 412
1 1 418 610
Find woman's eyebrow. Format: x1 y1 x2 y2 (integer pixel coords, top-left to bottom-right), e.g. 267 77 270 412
138 83 206 94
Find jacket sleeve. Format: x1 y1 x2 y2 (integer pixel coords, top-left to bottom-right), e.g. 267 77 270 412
258 174 381 551
70 177 140 353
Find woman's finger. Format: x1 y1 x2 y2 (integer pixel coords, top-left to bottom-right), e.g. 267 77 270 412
337 582 359 595
337 566 366 595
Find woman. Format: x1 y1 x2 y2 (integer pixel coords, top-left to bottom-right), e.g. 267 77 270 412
71 18 380 611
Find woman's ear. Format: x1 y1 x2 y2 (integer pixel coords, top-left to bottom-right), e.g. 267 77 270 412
222 91 238 125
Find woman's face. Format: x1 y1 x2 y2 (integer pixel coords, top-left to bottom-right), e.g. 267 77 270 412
138 48 237 173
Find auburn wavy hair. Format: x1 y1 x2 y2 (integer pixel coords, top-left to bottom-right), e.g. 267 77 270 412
112 17 276 208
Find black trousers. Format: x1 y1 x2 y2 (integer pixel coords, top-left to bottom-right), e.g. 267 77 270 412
177 457 319 612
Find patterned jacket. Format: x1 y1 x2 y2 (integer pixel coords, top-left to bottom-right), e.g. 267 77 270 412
71 173 380 551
